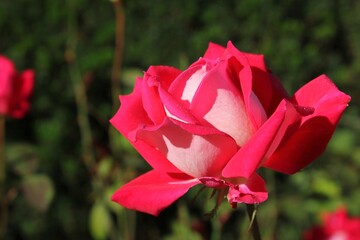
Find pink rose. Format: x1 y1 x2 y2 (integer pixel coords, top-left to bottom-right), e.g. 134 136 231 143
110 42 350 216
303 207 360 240
0 55 35 118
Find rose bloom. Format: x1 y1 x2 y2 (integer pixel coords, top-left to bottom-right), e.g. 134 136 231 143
110 42 350 216
0 55 34 118
303 208 360 240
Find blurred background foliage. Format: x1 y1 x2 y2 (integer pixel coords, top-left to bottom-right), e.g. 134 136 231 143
0 0 359 239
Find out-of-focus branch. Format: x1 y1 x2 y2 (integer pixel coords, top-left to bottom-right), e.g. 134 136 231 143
65 0 95 167
0 116 5 203
109 0 125 161
109 2 136 240
111 0 125 111
0 116 6 238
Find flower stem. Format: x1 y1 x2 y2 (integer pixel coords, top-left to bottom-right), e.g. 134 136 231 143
246 204 262 240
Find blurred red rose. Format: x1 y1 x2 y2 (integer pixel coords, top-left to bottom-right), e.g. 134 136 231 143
0 55 34 118
110 41 350 216
304 207 360 240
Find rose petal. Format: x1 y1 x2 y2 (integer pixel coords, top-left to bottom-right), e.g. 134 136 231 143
0 56 35 118
110 83 180 172
199 177 228 188
142 66 182 124
146 65 181 90
263 75 351 174
222 99 289 179
111 170 200 216
189 58 255 146
203 42 226 60
227 173 268 205
239 51 289 116
111 78 152 133
241 52 267 70
169 57 220 109
158 85 200 124
136 118 238 178
170 63 208 105
0 55 15 82
224 42 268 129
251 70 289 116
0 56 15 115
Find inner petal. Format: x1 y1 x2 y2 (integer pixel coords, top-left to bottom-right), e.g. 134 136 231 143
190 63 255 147
135 119 238 178
181 64 208 103
168 59 210 108
203 88 255 146
162 131 237 178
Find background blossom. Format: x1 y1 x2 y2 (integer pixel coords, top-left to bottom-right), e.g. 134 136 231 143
0 55 34 118
304 207 360 240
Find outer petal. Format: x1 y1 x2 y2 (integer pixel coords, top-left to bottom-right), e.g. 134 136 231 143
142 66 182 124
227 173 268 204
111 170 200 216
111 78 152 134
264 75 351 174
222 99 289 179
144 61 205 125
203 42 226 60
0 56 15 115
240 50 289 116
110 80 180 172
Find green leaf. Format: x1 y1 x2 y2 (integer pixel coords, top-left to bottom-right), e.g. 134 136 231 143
21 174 55 212
89 201 112 240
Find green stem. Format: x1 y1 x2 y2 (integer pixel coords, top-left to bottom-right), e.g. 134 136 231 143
246 204 262 240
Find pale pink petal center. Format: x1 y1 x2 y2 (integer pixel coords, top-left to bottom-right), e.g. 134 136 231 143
164 106 187 123
203 88 255 146
162 133 234 178
180 64 208 103
329 232 347 240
